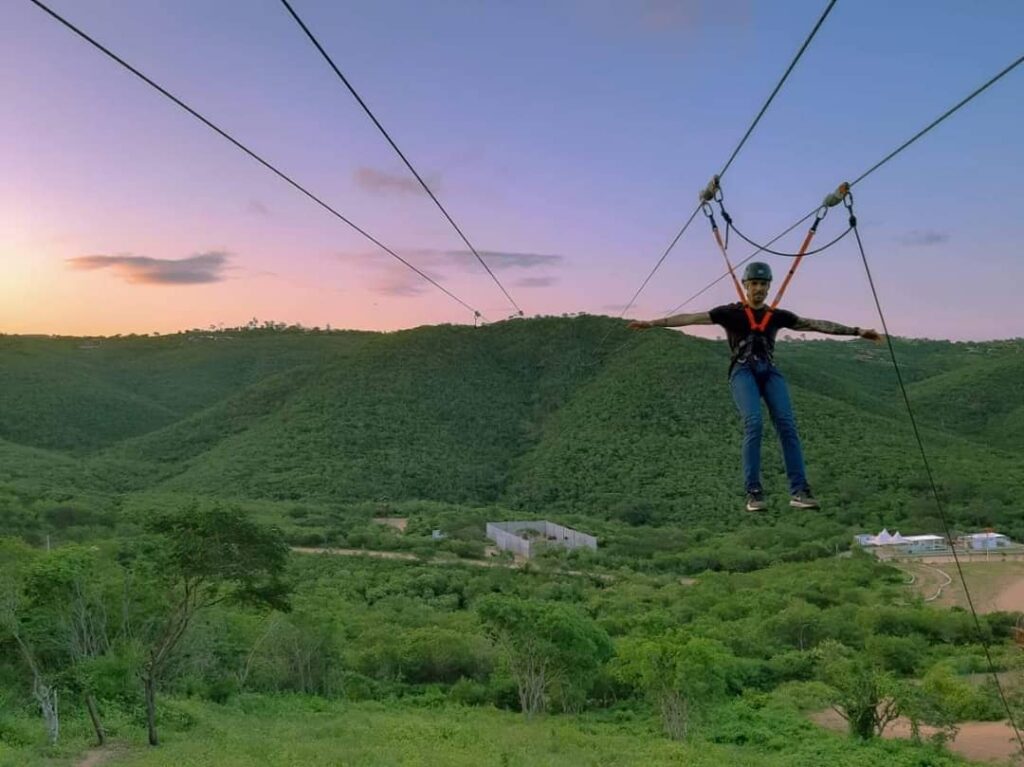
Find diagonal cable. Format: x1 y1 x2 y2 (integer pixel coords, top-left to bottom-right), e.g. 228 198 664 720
614 206 701 321
851 53 1023 187
851 221 1024 759
717 0 839 180
665 212 815 314
279 0 524 317
667 52 1024 316
615 0 839 322
28 0 486 320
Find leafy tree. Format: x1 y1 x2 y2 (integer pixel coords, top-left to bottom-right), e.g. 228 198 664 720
476 595 612 718
770 598 821 651
816 640 901 740
21 545 129 745
0 539 61 745
130 502 291 745
615 635 740 740
900 662 973 746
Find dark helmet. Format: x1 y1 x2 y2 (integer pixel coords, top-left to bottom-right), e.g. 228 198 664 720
743 261 773 282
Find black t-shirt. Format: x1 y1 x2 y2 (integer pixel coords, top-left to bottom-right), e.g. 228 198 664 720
709 303 799 371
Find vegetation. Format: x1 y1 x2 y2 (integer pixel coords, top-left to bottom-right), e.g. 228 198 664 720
1 317 1023 765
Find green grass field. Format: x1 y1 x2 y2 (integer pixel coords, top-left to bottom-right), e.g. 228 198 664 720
3 696 978 767
932 560 1024 613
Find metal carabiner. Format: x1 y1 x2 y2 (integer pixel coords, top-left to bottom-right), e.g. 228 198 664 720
843 191 857 227
717 200 733 226
698 174 720 204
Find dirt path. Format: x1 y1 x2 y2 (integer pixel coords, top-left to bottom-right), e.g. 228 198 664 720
291 546 613 580
896 562 952 603
942 562 1024 614
293 546 421 561
995 577 1024 612
893 560 1024 614
812 709 1020 764
916 553 1024 565
75 744 127 767
925 564 953 602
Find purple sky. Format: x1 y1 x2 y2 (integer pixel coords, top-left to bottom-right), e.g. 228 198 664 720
2 0 1022 339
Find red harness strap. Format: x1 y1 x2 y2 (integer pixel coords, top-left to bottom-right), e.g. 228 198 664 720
708 215 759 328
750 182 849 331
702 180 850 332
749 218 820 332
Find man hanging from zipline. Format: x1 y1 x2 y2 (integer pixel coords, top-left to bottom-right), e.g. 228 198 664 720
628 260 880 512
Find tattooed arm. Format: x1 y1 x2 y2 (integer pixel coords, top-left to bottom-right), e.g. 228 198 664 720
793 317 881 340
628 312 713 330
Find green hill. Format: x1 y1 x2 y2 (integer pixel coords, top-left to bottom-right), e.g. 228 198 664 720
0 330 367 452
2 322 1023 766
1 318 1021 544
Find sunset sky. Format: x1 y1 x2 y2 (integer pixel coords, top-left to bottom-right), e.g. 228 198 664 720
3 0 1022 339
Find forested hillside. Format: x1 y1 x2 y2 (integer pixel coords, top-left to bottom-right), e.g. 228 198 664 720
3 317 1024 767
1 317 1020 542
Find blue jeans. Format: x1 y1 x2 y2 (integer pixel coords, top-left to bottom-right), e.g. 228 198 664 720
729 358 809 495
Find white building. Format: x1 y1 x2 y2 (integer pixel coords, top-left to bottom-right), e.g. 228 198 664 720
856 529 948 555
958 532 1013 551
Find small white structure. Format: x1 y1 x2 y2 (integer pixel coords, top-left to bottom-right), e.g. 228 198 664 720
486 521 597 559
958 532 1013 551
856 529 948 555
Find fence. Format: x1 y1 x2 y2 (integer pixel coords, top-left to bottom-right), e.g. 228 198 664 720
486 521 597 559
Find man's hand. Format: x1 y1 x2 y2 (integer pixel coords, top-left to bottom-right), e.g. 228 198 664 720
859 328 883 342
627 320 654 330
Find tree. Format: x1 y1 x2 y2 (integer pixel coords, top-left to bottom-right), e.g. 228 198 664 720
901 663 966 746
476 595 612 718
0 540 60 746
816 640 901 740
615 634 740 740
771 599 821 651
22 545 127 746
130 503 291 745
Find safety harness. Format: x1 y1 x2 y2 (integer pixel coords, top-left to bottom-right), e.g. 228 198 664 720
697 176 855 368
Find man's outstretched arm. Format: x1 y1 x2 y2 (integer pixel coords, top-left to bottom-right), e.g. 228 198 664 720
794 317 881 341
628 312 713 330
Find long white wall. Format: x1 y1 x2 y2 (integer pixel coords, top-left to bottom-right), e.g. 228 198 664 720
486 521 597 558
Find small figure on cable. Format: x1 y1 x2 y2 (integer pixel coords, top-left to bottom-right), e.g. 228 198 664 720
628 261 881 512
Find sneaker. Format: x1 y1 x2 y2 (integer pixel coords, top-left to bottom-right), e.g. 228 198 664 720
790 489 821 509
745 490 767 512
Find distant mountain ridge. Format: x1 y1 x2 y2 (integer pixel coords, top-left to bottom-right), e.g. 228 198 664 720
1 318 1021 537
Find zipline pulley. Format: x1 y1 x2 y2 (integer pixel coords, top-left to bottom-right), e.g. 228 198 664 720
823 181 851 208
698 175 720 204
700 179 856 332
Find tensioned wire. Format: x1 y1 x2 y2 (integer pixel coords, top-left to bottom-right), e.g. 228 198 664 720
278 0 525 318
850 220 1024 757
608 0 840 332
616 50 1024 752
28 0 489 322
665 53 1024 316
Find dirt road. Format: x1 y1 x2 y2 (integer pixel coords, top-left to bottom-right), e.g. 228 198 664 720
895 559 1024 614
812 709 1020 764
895 562 952 603
995 577 1024 612
291 546 613 580
75 745 127 767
